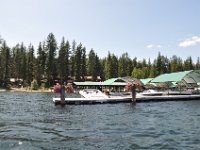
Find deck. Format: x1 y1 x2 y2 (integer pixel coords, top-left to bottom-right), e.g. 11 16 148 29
53 94 200 105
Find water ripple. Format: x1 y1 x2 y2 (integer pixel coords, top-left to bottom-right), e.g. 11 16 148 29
1 92 200 149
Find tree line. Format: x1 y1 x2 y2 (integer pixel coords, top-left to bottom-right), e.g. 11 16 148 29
0 33 200 89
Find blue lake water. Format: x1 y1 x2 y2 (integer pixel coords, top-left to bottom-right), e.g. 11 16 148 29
0 92 200 149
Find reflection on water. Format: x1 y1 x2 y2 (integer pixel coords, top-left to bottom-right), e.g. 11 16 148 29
0 92 200 149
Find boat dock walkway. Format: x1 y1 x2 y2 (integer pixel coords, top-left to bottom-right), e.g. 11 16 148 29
54 94 200 105
136 94 200 103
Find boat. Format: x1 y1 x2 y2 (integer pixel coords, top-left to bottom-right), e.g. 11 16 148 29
53 89 133 105
139 89 164 96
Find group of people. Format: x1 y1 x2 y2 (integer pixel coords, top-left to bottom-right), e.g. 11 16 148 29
53 82 74 95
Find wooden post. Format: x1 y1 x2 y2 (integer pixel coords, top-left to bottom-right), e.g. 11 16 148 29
131 84 136 103
60 84 65 105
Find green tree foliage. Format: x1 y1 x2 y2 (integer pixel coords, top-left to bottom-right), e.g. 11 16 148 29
111 54 118 78
118 53 132 77
12 44 26 80
58 37 68 81
0 33 200 88
45 33 57 86
184 56 194 70
36 42 46 86
0 41 11 87
132 67 143 79
100 58 106 81
0 35 3 44
94 54 102 81
149 64 157 78
31 79 38 90
26 44 35 84
196 57 200 69
105 52 112 79
88 52 102 81
87 49 96 81
81 47 87 81
65 40 70 80
74 43 82 81
70 40 76 78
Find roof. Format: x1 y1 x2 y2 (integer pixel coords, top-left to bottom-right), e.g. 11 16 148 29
74 77 142 86
74 82 101 86
102 78 126 86
74 78 127 86
140 78 153 85
151 70 193 83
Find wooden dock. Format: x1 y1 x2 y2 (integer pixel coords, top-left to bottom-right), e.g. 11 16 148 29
53 94 200 105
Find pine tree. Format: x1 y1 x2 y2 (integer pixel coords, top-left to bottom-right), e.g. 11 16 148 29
70 40 76 78
36 42 46 86
58 37 67 81
21 44 27 84
156 52 162 75
65 40 70 80
105 52 112 79
45 33 57 86
118 53 132 77
0 41 11 88
184 56 194 70
149 64 157 78
74 43 82 81
26 44 35 84
80 47 87 81
196 57 200 69
12 44 25 80
88 49 96 80
111 54 118 78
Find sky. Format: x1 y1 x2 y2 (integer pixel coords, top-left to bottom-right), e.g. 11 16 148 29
1 0 200 61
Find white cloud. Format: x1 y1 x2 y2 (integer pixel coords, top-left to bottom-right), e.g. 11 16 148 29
146 44 153 48
157 45 162 48
146 44 162 49
179 36 200 48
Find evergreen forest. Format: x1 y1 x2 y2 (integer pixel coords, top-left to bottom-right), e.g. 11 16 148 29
0 33 200 89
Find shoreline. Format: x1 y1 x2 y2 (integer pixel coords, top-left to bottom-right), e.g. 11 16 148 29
0 87 53 93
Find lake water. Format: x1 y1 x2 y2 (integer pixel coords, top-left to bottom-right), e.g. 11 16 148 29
0 92 200 150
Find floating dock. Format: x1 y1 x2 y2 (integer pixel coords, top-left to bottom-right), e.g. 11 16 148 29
53 94 200 105
136 94 200 103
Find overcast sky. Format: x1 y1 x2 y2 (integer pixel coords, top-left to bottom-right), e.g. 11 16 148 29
1 0 200 61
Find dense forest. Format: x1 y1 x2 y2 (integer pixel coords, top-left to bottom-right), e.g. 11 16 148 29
0 33 200 89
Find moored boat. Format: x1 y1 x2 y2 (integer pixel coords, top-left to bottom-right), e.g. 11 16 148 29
53 89 133 105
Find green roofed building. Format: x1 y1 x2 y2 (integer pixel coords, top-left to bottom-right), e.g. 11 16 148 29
74 78 127 87
140 78 153 85
150 70 200 88
102 78 127 86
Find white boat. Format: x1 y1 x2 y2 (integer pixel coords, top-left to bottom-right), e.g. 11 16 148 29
53 89 133 105
139 89 164 96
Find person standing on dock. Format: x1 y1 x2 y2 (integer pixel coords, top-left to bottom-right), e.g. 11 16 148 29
126 82 136 102
53 83 61 97
131 83 136 102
